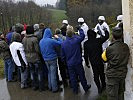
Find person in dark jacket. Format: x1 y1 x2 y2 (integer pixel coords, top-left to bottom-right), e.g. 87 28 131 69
23 26 44 91
61 27 91 94
54 28 68 87
84 29 109 94
102 27 130 100
39 28 63 93
0 32 14 82
60 20 69 36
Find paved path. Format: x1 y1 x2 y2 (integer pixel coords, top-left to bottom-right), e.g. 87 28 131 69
0 79 10 100
0 67 99 100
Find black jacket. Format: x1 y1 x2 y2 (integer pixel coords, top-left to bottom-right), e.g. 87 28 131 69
84 30 109 67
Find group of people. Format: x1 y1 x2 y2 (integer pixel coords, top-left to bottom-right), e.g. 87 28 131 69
0 14 130 100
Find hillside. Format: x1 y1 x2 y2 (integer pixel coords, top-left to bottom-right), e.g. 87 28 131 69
48 9 68 24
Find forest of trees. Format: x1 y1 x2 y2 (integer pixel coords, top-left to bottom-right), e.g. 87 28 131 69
65 0 122 27
0 0 52 31
56 0 67 10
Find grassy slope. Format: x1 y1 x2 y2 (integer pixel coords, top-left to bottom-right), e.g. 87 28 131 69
49 9 67 22
0 59 4 78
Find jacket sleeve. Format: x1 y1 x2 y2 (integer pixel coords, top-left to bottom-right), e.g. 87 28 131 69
33 38 41 55
99 30 109 44
84 43 89 66
19 44 28 65
102 50 107 62
53 37 63 46
76 29 85 43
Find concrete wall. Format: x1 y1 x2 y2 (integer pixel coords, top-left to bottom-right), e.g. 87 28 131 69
122 0 133 99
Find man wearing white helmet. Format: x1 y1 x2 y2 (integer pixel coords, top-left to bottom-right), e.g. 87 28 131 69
78 18 89 42
116 15 123 28
61 20 69 36
34 24 40 36
94 16 110 50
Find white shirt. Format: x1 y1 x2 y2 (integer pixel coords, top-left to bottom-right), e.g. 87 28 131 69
94 22 110 50
10 42 28 66
81 23 89 41
94 22 110 37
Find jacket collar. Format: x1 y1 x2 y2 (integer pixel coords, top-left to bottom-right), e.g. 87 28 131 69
110 39 122 46
26 34 36 37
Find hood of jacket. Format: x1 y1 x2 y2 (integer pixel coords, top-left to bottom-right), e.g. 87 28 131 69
43 28 52 39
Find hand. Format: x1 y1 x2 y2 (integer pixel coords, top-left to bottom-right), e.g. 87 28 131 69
103 27 107 31
54 35 59 39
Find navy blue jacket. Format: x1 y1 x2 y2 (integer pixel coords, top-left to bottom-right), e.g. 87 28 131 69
61 29 85 66
39 28 62 61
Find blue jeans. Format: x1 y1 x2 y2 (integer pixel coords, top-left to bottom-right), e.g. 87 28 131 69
19 67 28 88
4 58 14 81
29 61 44 90
45 59 58 92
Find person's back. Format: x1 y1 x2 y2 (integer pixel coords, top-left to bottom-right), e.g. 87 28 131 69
102 27 130 100
23 26 40 63
84 29 109 93
61 28 91 94
106 40 129 78
62 29 85 66
39 28 62 61
84 29 109 66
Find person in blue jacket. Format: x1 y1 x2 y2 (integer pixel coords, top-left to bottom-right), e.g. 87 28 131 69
39 28 63 93
61 27 91 94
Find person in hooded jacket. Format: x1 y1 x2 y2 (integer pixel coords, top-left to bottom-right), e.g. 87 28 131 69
61 27 91 94
22 26 44 92
39 28 63 93
84 28 109 94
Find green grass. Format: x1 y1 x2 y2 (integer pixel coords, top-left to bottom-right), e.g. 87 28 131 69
0 59 4 78
48 8 68 24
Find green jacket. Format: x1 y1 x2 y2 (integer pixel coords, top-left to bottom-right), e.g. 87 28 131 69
0 40 11 60
22 34 41 63
106 40 130 78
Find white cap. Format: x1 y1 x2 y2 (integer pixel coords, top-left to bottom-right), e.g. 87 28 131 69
78 18 84 23
117 15 123 21
98 16 105 21
34 24 39 30
62 20 68 24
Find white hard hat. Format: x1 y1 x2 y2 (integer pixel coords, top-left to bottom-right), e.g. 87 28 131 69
34 24 39 30
78 18 84 23
117 15 123 21
62 20 68 24
98 16 105 21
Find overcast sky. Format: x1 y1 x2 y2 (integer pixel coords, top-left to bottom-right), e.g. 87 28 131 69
15 0 58 6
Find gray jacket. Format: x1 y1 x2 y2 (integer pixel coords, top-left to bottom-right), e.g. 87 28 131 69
22 34 41 63
0 39 11 60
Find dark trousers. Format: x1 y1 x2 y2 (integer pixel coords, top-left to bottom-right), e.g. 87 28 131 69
91 63 106 91
68 64 88 93
57 57 67 83
106 77 125 100
28 61 44 90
